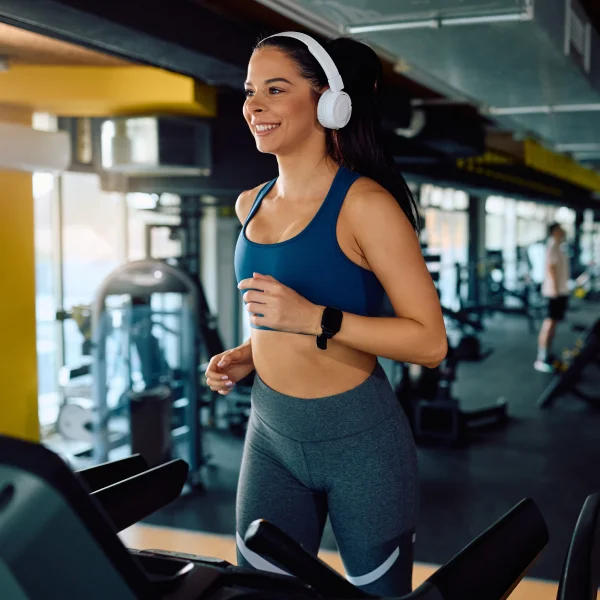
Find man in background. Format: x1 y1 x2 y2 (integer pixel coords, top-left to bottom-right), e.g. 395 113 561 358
534 223 570 373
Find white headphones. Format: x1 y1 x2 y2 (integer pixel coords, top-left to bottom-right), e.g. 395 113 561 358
264 31 352 130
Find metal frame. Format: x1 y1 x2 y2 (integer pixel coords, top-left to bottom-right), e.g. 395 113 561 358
91 259 202 483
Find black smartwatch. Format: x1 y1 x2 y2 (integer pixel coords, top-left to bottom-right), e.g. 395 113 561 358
316 307 343 350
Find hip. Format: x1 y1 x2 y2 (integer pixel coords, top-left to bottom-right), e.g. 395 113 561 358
250 355 409 443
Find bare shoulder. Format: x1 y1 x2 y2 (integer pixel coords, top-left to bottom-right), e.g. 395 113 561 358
235 182 269 225
344 175 410 226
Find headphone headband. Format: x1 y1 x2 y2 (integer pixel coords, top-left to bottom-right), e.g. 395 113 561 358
264 31 344 93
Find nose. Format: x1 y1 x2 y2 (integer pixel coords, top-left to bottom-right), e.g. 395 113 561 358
245 95 264 114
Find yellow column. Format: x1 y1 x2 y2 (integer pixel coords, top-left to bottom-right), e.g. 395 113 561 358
0 105 39 442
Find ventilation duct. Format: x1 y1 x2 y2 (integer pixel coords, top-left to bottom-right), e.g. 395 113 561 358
101 116 211 177
0 121 71 172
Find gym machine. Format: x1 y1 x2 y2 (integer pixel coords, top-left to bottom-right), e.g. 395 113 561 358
55 259 207 486
398 254 507 445
395 341 508 446
537 318 600 410
454 250 544 335
0 434 551 599
422 253 489 362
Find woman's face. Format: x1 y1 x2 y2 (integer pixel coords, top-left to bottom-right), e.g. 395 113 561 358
243 47 322 156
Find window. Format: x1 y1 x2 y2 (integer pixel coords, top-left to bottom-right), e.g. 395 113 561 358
424 208 468 308
33 172 61 429
127 197 182 261
61 172 126 368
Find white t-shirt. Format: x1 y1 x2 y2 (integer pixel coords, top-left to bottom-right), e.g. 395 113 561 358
542 238 570 298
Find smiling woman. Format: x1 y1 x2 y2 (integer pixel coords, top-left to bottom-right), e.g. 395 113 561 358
204 31 447 597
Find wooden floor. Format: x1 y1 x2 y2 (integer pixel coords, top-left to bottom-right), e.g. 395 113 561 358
120 524 561 599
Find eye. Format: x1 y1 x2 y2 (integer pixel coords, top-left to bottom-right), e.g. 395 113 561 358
269 87 283 95
244 89 254 98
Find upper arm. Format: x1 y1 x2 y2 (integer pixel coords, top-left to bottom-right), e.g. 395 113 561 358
346 179 445 334
235 183 267 225
547 245 559 266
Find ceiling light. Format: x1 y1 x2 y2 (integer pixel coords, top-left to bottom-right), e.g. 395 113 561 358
348 20 438 34
489 104 600 116
555 143 600 152
443 11 531 26
346 10 531 34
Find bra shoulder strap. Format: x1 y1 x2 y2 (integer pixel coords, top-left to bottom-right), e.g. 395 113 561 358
245 178 277 225
321 166 361 218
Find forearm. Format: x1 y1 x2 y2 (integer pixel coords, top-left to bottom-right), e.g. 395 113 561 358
316 310 447 367
240 336 253 358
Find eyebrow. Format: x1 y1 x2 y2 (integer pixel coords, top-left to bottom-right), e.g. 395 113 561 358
244 77 293 86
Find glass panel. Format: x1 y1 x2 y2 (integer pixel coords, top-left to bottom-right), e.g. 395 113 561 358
33 172 60 430
61 172 125 369
424 208 468 308
127 206 181 261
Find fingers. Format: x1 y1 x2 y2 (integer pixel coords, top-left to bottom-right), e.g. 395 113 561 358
238 277 278 292
204 354 236 395
245 302 267 314
205 371 235 395
253 272 276 281
242 290 267 304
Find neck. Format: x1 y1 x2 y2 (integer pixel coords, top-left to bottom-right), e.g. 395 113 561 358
274 138 339 201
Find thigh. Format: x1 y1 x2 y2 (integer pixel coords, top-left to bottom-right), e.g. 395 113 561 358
548 297 567 321
236 412 328 573
320 414 418 595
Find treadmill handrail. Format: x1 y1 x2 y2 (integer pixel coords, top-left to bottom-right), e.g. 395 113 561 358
412 497 548 599
90 459 189 532
77 454 148 493
244 499 548 600
557 492 600 600
0 434 155 598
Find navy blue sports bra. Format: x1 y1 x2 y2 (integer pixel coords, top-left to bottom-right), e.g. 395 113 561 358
234 166 385 331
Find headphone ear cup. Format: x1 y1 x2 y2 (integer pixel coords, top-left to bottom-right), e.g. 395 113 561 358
318 90 352 130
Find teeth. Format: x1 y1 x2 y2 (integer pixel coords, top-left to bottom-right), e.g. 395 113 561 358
256 124 280 132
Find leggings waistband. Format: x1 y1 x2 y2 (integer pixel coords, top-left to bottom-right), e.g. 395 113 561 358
251 362 400 442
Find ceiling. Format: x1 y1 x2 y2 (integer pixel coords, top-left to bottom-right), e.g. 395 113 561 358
0 21 129 66
248 0 600 170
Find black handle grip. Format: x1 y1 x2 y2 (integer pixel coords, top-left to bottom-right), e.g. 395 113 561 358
423 498 548 600
76 454 148 493
243 519 373 598
90 459 188 532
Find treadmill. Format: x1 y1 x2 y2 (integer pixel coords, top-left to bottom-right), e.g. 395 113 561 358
0 434 549 599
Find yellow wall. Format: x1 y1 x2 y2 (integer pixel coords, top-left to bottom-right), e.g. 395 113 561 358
0 105 39 442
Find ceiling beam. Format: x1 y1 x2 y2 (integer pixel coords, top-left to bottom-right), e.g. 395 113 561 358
0 65 216 117
0 0 252 87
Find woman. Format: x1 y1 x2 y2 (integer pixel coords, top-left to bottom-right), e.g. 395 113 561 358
204 31 447 596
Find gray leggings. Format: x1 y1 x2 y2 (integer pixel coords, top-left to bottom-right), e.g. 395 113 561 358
236 362 419 596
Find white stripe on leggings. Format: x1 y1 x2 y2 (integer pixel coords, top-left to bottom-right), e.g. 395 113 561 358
235 532 292 576
345 546 400 587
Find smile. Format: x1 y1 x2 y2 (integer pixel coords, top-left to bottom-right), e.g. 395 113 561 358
254 124 280 136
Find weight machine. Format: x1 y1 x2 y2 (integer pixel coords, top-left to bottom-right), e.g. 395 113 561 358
56 260 207 486
395 342 508 446
454 249 544 335
537 318 600 410
395 253 508 446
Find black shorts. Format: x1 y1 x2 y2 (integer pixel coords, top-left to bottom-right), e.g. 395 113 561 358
548 295 568 321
